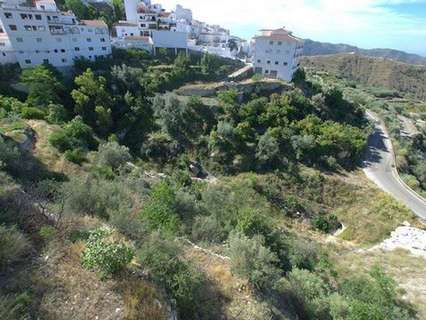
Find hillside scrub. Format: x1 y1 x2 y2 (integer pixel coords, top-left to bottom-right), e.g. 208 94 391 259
0 56 418 319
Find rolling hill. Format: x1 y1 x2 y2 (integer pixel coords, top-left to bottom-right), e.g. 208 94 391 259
303 39 426 66
301 53 426 101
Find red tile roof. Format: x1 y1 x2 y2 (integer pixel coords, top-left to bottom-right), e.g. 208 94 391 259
81 20 108 28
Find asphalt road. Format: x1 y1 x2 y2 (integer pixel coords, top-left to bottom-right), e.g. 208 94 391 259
363 111 426 220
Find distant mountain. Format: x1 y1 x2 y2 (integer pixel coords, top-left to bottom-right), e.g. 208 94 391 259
303 39 426 66
301 53 426 101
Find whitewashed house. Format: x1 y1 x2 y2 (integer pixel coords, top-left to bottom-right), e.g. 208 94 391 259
113 0 189 54
252 28 303 81
0 0 111 68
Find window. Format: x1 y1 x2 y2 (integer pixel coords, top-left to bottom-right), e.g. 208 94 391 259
257 59 261 63
43 59 49 63
100 38 105 42
0 27 3 33
24 25 32 31
88 47 94 51
101 46 107 51
37 26 45 31
278 41 282 45
88 28 93 32
275 61 279 65
32 25 37 31
60 49 65 52
16 37 23 42
267 60 271 64
9 25 17 31
269 41 274 45
25 59 31 64
265 70 269 74
0 42 5 46
130 33 134 36
74 47 80 51
35 50 39 53
20 14 28 19
2 52 6 57
54 49 58 53
86 38 92 42
47 15 51 21
61 58 67 63
36 38 42 43
35 14 42 20
4 12 12 19
283 62 288 66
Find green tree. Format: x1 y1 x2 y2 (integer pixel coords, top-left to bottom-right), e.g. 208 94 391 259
65 0 89 19
21 65 64 108
71 68 113 135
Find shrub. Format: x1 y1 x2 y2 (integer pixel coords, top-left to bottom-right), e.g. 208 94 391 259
0 292 32 320
62 176 132 220
39 225 57 241
49 116 97 153
64 148 86 164
49 130 75 152
81 227 134 277
288 238 320 271
137 233 203 318
20 106 46 119
286 268 330 319
96 141 131 170
0 225 30 269
339 266 412 320
0 136 21 172
312 214 341 233
191 214 225 243
139 182 181 235
46 103 68 124
228 232 280 289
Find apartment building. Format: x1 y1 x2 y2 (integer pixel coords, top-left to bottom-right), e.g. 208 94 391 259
0 0 111 68
252 28 303 81
113 0 189 54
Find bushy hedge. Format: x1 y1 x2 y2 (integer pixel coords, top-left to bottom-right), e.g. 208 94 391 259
81 227 134 276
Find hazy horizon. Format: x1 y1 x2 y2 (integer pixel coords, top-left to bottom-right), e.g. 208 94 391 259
161 0 426 57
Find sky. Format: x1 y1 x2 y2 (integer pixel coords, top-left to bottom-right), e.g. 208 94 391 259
160 0 426 56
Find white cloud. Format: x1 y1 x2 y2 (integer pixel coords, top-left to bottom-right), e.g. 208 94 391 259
158 0 426 54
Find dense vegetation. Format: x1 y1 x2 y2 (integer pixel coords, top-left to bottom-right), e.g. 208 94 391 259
0 50 417 319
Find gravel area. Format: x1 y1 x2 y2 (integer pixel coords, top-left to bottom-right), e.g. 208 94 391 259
373 224 426 258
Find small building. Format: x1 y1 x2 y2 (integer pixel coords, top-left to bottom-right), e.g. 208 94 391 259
252 28 303 81
0 0 111 69
113 0 189 53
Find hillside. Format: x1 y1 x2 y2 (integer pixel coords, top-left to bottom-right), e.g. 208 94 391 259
301 53 426 101
1 50 425 320
303 39 426 66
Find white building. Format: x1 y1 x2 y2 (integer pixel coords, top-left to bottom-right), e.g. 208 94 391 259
252 28 303 81
113 0 189 53
0 0 111 68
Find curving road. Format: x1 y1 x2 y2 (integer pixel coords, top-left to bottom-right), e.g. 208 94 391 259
363 111 426 220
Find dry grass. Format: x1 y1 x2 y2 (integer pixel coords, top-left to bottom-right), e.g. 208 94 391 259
334 249 426 319
184 246 284 320
26 120 86 177
322 170 416 245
